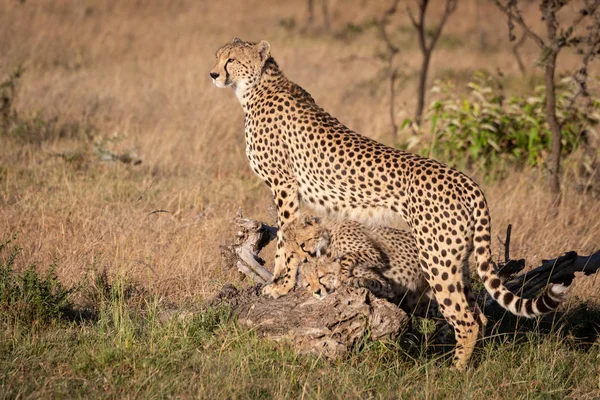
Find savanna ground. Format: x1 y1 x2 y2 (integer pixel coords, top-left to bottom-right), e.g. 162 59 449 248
1 0 600 398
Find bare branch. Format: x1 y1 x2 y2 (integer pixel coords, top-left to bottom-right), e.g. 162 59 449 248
504 224 512 263
371 0 402 139
220 209 277 285
306 0 314 26
407 0 428 53
406 4 420 31
568 1 600 109
389 68 399 138
408 0 458 126
494 0 545 48
379 0 401 55
428 0 458 53
321 0 331 32
512 31 528 73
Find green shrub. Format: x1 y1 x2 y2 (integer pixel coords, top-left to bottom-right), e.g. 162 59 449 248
0 235 76 327
410 72 600 176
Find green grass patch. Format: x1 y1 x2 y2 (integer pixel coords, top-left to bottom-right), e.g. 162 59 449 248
0 239 599 398
1 304 599 398
0 236 79 329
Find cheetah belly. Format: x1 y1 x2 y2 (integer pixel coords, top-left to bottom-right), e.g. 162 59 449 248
295 169 401 225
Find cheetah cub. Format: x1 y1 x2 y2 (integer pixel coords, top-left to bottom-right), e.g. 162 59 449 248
281 214 437 316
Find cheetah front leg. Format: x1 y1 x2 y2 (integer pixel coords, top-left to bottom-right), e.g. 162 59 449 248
262 181 300 298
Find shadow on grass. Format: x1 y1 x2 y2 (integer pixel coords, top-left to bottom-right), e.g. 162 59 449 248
356 295 600 368
485 301 600 350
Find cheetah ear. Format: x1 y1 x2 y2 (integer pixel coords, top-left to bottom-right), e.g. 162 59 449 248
300 214 312 226
232 37 243 44
315 229 331 256
257 40 271 62
303 215 320 227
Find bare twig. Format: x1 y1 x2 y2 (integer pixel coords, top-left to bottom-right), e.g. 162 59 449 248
373 0 401 140
504 224 512 263
220 209 277 284
379 0 401 56
512 32 528 74
307 0 314 26
407 0 458 126
147 209 170 217
497 224 526 280
321 0 331 32
495 0 544 47
304 0 331 32
389 68 399 138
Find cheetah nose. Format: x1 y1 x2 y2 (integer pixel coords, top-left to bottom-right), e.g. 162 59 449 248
209 72 219 79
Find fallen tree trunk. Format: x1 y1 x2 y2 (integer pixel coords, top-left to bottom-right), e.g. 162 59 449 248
212 283 408 360
500 250 600 299
218 210 408 359
218 211 600 358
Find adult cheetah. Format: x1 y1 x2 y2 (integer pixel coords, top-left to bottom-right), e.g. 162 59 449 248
210 38 566 369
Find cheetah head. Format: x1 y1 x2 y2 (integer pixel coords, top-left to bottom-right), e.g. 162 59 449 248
282 214 331 261
210 37 271 94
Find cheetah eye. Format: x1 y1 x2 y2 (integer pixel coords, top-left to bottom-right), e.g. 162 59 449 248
300 243 316 256
227 58 235 63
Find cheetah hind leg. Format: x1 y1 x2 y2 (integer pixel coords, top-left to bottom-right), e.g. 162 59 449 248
451 291 487 370
422 266 483 369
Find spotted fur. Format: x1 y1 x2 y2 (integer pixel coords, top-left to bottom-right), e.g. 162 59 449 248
281 214 436 316
210 38 566 369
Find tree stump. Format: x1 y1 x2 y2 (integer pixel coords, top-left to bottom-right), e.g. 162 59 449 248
212 283 408 360
218 210 600 358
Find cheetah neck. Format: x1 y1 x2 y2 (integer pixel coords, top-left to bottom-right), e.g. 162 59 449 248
237 58 286 112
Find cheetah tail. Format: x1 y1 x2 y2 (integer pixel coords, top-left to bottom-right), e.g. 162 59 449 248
472 203 566 318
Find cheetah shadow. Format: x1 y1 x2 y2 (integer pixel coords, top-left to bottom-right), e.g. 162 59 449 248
397 300 600 366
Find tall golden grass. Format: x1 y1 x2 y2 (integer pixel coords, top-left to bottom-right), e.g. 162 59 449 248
0 0 598 304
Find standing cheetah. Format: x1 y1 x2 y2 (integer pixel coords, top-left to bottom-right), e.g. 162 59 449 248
210 38 566 369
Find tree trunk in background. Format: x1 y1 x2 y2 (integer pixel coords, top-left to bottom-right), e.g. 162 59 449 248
542 3 562 205
321 0 331 32
415 51 431 127
545 51 561 203
307 0 314 26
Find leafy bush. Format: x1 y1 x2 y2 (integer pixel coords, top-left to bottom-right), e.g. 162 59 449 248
0 236 76 327
411 72 600 176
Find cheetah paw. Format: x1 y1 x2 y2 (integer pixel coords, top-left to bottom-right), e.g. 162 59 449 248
261 282 291 299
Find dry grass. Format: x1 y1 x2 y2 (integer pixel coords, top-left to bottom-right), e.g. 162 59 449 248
0 0 599 306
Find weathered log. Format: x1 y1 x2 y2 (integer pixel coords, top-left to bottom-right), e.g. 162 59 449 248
212 283 409 360
218 212 600 358
220 209 277 284
218 212 409 358
502 250 600 298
